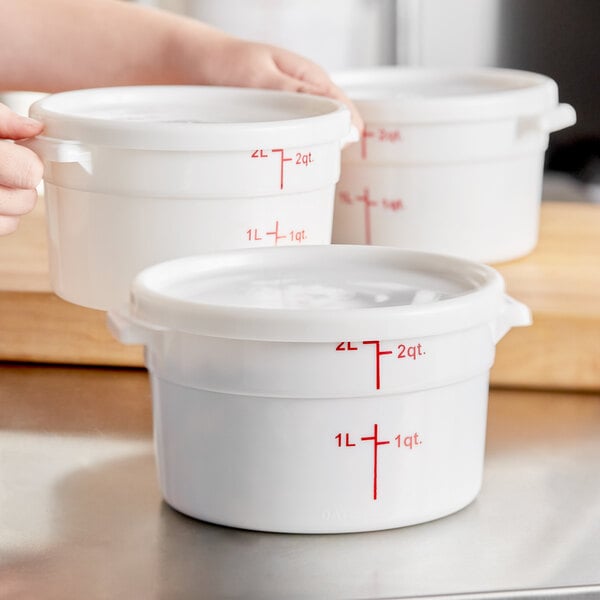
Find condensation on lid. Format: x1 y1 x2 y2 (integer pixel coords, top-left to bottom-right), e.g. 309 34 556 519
167 270 459 311
129 246 506 342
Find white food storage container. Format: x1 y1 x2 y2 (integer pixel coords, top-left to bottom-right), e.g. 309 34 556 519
21 86 352 310
332 67 576 263
108 245 531 534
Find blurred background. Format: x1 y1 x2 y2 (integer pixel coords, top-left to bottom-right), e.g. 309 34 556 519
145 0 599 204
3 0 598 202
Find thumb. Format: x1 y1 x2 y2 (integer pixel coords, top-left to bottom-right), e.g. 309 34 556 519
0 103 44 140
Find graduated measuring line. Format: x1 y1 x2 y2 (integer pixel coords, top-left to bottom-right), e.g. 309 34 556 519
362 340 393 390
360 423 390 500
271 148 292 190
356 188 376 245
360 127 375 160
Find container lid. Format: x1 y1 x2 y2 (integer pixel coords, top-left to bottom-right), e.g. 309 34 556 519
334 67 561 123
129 245 507 342
29 86 351 151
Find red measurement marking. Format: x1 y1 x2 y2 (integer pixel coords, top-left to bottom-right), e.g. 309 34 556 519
360 127 375 160
289 229 306 243
397 343 425 360
338 190 352 205
337 189 404 245
266 220 286 245
378 128 401 143
336 341 358 351
395 432 421 449
360 127 401 159
335 433 357 447
382 198 404 212
271 148 292 190
361 423 390 500
251 149 268 158
295 152 313 166
362 340 393 390
246 228 263 241
356 188 377 245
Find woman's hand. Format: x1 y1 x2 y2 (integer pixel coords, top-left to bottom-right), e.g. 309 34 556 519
196 37 363 132
1 1 363 134
0 103 44 235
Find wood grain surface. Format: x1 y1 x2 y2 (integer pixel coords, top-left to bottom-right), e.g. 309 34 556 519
1 197 598 390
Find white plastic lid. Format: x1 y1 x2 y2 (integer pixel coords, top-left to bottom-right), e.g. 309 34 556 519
29 85 351 151
334 67 561 123
129 245 507 342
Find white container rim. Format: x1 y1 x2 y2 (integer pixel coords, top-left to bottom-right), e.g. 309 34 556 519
29 85 351 151
128 245 510 342
333 67 562 123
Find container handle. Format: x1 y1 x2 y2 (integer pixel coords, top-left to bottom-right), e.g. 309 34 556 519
107 305 167 346
491 294 532 345
17 135 93 173
540 103 577 133
340 124 360 149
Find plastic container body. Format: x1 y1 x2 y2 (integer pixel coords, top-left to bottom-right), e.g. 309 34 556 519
151 373 489 533
23 86 352 310
108 245 531 533
332 68 576 263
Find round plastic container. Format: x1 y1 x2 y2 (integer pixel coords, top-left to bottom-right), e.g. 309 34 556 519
108 245 531 534
21 86 352 310
332 67 576 263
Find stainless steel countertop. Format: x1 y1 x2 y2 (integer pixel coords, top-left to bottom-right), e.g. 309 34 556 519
1 364 599 600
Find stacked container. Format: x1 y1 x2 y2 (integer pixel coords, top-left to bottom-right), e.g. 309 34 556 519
23 86 352 309
23 69 566 532
333 67 576 262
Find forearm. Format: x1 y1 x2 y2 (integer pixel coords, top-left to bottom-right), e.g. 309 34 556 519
0 0 363 130
0 0 227 92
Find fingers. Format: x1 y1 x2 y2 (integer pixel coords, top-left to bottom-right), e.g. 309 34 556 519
271 49 364 133
0 184 39 236
318 83 364 135
271 48 332 90
0 186 38 216
0 105 44 235
0 103 43 140
0 215 21 236
271 70 364 134
0 141 44 190
266 72 331 97
205 39 364 133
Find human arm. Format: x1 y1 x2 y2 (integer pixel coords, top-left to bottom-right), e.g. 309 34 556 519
0 0 361 235
0 0 361 127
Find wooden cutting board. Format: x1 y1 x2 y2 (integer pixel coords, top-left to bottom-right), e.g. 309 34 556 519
1 198 599 391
